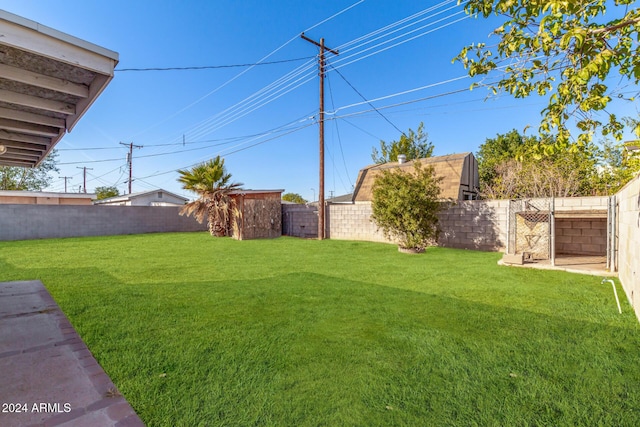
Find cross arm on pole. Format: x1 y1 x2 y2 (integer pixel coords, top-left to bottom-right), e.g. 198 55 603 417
300 33 339 55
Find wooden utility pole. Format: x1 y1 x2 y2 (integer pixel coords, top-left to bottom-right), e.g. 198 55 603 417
76 166 93 193
119 142 143 194
301 32 338 240
61 176 71 193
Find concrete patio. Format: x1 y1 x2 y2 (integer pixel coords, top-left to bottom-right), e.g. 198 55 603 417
0 281 144 427
499 255 616 277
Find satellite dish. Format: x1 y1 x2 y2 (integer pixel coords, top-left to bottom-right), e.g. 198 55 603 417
0 145 7 155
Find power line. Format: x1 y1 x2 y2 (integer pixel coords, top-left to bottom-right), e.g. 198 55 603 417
326 71 353 191
133 121 316 182
185 6 464 141
329 64 407 138
331 13 469 71
326 75 471 116
139 2 464 149
123 0 366 144
115 56 315 72
56 114 315 165
53 5 480 180
336 0 458 52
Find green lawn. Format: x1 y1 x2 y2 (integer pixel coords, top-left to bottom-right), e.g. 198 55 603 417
1 233 639 426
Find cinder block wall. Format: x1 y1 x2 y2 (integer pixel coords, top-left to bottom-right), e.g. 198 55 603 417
556 218 607 255
326 203 390 243
616 174 640 320
326 200 509 251
325 198 613 253
438 200 509 251
554 196 609 210
282 204 318 238
0 205 206 241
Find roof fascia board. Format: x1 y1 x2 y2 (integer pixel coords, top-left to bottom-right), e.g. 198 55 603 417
0 10 119 76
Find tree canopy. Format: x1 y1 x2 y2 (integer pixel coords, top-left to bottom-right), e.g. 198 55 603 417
477 129 639 198
0 151 59 191
94 186 120 200
371 122 434 164
282 192 307 204
455 0 640 148
371 162 443 251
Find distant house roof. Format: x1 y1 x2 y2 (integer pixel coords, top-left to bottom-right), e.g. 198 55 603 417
352 152 479 202
327 193 354 203
0 190 95 205
93 189 188 205
307 193 353 206
0 10 119 167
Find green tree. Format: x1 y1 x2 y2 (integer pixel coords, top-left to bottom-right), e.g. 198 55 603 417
177 156 243 237
591 139 640 194
0 150 59 190
94 186 120 200
477 130 607 198
455 0 640 148
476 129 539 191
282 192 307 204
371 122 434 164
371 162 443 251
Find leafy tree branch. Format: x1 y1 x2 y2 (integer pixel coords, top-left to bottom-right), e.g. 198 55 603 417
455 0 640 148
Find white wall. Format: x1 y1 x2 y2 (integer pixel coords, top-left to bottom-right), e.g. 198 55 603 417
616 174 640 319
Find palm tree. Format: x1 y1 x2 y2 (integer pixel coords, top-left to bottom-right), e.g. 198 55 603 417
177 156 243 237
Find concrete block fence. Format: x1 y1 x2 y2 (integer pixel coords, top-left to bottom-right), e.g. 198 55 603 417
323 200 509 251
616 174 640 320
286 198 605 253
281 204 318 239
0 205 206 241
326 203 389 243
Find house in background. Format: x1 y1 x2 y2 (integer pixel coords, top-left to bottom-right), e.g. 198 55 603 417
0 190 95 205
93 189 188 206
307 193 354 206
352 152 480 202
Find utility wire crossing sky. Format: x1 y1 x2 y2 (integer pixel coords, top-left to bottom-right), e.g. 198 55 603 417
0 0 636 201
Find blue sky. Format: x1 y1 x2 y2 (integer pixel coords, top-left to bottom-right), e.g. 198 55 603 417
1 0 637 201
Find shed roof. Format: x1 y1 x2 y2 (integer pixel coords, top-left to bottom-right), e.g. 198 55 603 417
352 152 475 202
228 189 284 195
0 10 119 167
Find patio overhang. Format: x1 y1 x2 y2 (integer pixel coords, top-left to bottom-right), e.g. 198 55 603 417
0 10 119 167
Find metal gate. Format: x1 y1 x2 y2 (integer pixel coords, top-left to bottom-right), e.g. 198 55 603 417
507 199 553 262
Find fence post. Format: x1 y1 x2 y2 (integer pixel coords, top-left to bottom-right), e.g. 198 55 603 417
550 197 555 266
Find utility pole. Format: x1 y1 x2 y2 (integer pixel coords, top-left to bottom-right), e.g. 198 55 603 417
76 166 93 193
119 142 143 194
301 32 338 240
61 176 72 193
